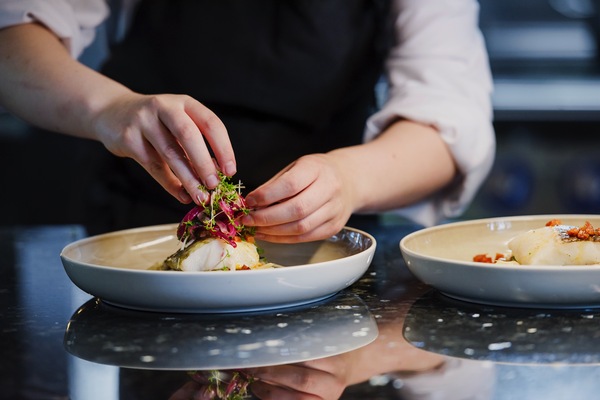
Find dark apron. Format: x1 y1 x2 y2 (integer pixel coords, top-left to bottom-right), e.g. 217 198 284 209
84 0 392 234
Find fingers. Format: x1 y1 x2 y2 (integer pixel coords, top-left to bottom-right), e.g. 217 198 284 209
168 381 204 400
156 95 235 189
134 113 212 203
183 97 236 177
245 198 343 243
248 189 326 227
134 135 195 203
251 381 320 400
97 93 236 205
254 216 346 243
248 364 346 400
242 155 352 243
244 157 322 220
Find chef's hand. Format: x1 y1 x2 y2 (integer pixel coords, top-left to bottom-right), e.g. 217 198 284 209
241 153 357 243
242 120 456 244
93 92 236 204
0 23 236 206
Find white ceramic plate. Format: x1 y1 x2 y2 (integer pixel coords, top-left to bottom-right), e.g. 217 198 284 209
400 215 600 309
60 224 376 313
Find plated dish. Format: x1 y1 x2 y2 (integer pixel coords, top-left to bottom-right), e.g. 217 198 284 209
399 215 600 309
60 224 376 313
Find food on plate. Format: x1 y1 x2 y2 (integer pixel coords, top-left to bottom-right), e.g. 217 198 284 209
161 237 263 272
472 252 509 264
151 174 276 272
473 219 600 266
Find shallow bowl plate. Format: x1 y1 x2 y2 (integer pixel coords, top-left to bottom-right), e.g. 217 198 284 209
400 215 600 309
60 224 376 313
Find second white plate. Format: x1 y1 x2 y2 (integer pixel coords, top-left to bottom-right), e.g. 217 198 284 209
400 215 600 309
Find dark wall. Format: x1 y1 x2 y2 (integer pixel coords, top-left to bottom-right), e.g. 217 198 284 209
0 115 92 226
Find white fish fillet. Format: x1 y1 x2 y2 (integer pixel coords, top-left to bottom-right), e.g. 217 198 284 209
168 238 260 271
508 225 600 265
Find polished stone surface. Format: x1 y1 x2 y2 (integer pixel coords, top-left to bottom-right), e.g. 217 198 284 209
3 223 600 399
64 292 378 370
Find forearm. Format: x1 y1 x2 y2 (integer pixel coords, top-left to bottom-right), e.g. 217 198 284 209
0 23 131 139
329 119 456 213
345 316 446 385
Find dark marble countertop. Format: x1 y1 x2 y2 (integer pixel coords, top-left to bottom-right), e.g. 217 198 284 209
3 224 600 400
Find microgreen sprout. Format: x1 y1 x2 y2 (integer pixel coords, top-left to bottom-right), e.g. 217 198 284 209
177 174 255 247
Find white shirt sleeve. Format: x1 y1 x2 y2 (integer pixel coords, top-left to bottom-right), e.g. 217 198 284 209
366 0 495 227
0 0 109 58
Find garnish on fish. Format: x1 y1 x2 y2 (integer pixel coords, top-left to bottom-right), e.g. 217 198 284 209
151 174 276 271
473 220 600 266
177 172 255 247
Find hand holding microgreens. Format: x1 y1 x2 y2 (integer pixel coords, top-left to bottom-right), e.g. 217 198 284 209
177 173 255 248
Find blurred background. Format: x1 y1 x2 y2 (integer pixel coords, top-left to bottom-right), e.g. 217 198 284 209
1 0 599 227
464 0 600 218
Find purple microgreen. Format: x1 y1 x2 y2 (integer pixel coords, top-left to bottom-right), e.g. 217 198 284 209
176 173 255 247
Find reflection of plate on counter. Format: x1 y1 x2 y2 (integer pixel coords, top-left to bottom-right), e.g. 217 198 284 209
404 289 600 365
400 215 600 309
60 224 375 313
64 292 378 370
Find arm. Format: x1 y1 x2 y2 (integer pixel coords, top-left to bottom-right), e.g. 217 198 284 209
242 0 494 242
367 0 496 225
0 22 236 201
247 314 446 400
174 288 445 400
243 120 454 242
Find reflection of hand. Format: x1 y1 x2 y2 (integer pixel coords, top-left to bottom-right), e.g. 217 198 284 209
166 355 355 400
168 380 210 400
247 355 357 400
242 153 356 243
94 92 235 204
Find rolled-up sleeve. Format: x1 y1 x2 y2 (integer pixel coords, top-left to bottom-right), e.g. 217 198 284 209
366 0 495 226
0 0 109 58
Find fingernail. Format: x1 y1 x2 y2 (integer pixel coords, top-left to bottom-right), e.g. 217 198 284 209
179 188 192 203
253 232 265 240
196 189 209 204
224 161 236 176
241 215 253 226
245 196 256 208
206 174 220 188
